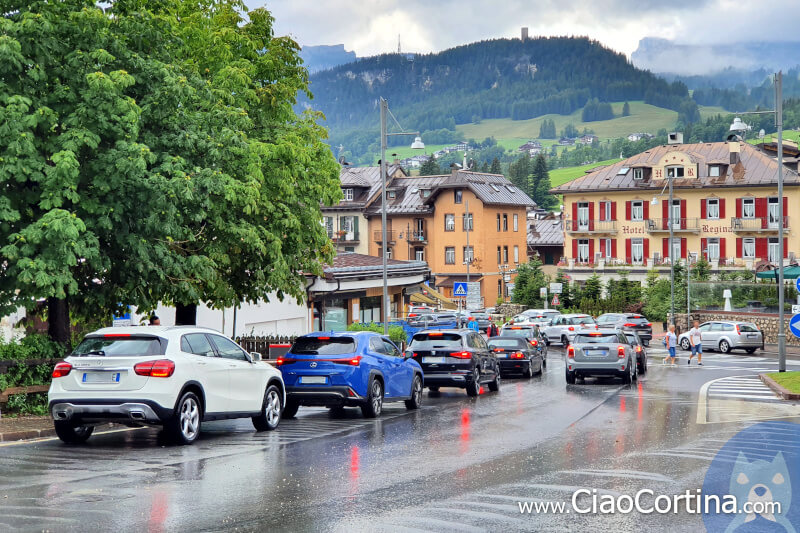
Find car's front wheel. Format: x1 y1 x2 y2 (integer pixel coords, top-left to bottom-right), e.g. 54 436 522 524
54 420 94 444
252 384 282 431
745 348 757 354
488 369 501 392
282 399 300 419
719 340 731 354
166 391 202 445
680 338 690 350
405 375 423 410
361 377 383 418
565 369 576 384
466 369 480 397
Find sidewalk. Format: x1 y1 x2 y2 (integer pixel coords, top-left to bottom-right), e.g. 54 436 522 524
0 415 57 442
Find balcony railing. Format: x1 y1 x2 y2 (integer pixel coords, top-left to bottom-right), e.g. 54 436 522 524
646 218 700 233
566 220 617 234
407 230 426 243
570 256 750 269
332 231 359 243
373 229 396 243
730 216 790 232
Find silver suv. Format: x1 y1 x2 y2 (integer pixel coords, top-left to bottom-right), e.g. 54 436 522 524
542 314 597 346
677 321 763 354
566 329 638 384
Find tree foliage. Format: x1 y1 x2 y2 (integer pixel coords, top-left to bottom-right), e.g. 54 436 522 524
511 258 549 307
419 156 442 176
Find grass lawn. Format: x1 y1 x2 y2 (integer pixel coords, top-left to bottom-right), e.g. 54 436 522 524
549 158 623 187
767 371 800 394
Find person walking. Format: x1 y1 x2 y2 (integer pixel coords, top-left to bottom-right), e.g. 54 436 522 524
467 316 479 332
687 320 703 366
486 318 498 337
663 325 678 365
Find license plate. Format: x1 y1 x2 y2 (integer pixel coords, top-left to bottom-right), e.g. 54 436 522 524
300 376 327 384
586 350 607 357
495 353 508 358
423 357 445 364
82 372 120 384
747 334 757 338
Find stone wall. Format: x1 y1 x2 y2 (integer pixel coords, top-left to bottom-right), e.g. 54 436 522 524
692 310 797 346
494 303 526 318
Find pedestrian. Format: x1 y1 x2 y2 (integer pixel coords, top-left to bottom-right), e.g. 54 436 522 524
149 315 161 326
663 325 677 365
491 321 499 337
688 319 703 366
486 318 498 337
467 316 479 332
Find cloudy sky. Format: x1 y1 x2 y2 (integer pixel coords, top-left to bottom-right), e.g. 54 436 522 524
255 0 796 60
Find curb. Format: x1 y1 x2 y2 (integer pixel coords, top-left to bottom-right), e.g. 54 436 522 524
0 426 57 442
760 373 800 401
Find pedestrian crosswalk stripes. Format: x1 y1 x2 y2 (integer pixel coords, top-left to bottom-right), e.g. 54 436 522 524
706 375 781 403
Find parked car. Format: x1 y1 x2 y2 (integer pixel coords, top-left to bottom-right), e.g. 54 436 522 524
677 321 763 354
468 311 491 331
277 332 423 418
434 312 459 324
48 326 285 445
515 309 560 326
488 337 543 378
623 331 648 374
407 306 436 319
542 314 597 346
566 329 638 384
406 329 500 396
408 314 442 328
596 313 653 345
499 324 548 365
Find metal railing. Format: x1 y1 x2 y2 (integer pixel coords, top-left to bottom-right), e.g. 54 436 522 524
566 220 617 233
332 231 359 242
646 218 700 232
730 216 790 232
407 230 426 242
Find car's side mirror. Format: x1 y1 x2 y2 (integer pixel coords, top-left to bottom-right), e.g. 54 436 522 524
404 350 414 360
250 352 262 362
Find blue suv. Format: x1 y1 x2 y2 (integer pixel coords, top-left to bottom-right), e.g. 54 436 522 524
277 332 424 418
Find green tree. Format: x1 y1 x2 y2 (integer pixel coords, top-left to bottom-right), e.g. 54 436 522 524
530 154 557 210
511 258 549 307
489 157 502 174
582 274 602 301
419 156 441 176
622 101 631 116
555 270 573 309
508 153 531 196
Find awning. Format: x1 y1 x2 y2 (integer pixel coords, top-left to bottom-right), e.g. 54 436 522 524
435 275 482 288
755 265 800 280
411 283 456 309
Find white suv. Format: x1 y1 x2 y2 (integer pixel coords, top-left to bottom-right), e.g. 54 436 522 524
48 326 285 445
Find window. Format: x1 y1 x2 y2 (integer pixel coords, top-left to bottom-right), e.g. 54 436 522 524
617 167 630 176
768 237 779 263
707 238 720 261
382 339 401 357
340 215 356 240
503 246 508 263
497 280 502 299
631 200 643 222
463 213 473 231
344 246 355 253
513 214 519 231
577 239 590 263
505 185 515 193
666 166 684 178
742 238 755 259
369 337 388 355
742 198 755 219
210 335 248 361
768 197 780 228
490 184 500 192
513 245 519 263
343 188 354 201
503 214 508 231
463 246 474 264
385 248 392 259
631 238 644 264
577 202 589 229
632 168 644 180
707 198 719 219
415 248 425 262
445 247 456 264
454 190 463 203
670 238 682 261
709 165 721 177
445 214 455 231
388 190 396 199
602 201 612 221
602 238 612 259
497 246 502 264
497 213 501 231
182 334 216 357
421 189 431 198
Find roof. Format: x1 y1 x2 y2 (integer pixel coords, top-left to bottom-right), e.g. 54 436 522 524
327 165 406 210
366 170 535 215
528 218 564 246
88 325 220 336
320 253 429 281
552 141 800 194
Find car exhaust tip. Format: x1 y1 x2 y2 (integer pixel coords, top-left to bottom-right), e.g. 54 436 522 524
55 411 68 420
129 411 146 420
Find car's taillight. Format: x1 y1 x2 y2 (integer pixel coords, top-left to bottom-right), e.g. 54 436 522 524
510 352 525 359
617 346 625 357
52 362 72 378
332 356 362 366
450 351 472 359
493 348 504 352
646 323 652 327
567 346 575 358
735 325 741 335
636 346 642 353
568 326 575 331
530 339 538 346
134 359 175 378
623 323 636 327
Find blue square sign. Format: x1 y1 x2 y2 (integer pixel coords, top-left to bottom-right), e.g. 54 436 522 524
453 282 468 297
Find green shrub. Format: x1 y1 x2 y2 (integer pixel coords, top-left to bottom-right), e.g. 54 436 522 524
6 392 48 416
346 323 407 346
0 334 68 361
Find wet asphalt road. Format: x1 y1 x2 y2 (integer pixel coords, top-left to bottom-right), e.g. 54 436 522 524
1 347 799 532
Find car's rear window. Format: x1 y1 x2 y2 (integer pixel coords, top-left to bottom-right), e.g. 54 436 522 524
471 313 489 319
489 338 526 349
570 317 595 325
72 336 165 357
624 316 649 324
410 333 463 349
738 324 759 332
291 337 356 355
575 334 619 344
499 329 532 338
625 334 638 344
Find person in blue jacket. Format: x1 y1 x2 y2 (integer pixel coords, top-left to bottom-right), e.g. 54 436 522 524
467 316 479 332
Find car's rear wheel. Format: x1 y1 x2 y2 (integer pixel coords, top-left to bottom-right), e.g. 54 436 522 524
745 348 757 354
561 335 569 346
565 369 576 384
719 340 731 353
466 369 480 397
638 354 647 375
252 384 282 431
488 369 501 392
361 377 383 418
543 335 550 346
53 420 94 444
522 362 533 378
166 391 202 445
282 399 300 419
680 338 691 351
623 359 634 384
405 375 423 410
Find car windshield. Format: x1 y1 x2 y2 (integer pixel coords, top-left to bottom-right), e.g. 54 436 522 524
290 336 356 355
738 324 759 332
410 333 463 349
489 339 526 349
72 336 164 357
575 333 619 344
499 329 531 338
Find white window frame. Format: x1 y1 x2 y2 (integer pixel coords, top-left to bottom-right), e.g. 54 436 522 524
707 237 720 262
385 247 392 259
670 199 681 229
632 168 644 180
706 198 719 220
343 188 354 201
768 197 780 229
415 248 425 262
671 238 682 261
742 198 755 219
602 202 612 221
445 247 455 264
513 245 519 264
513 214 519 232
709 165 721 177
341 215 355 240
666 166 684 178
577 239 590 263
742 238 755 259
768 238 779 263
577 202 590 229
445 214 455 231
603 238 612 259
463 213 473 231
463 246 474 264
631 238 644 265
323 216 334 238
631 200 643 222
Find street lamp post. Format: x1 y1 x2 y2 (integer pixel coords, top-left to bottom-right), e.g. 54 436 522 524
379 97 424 335
668 175 675 329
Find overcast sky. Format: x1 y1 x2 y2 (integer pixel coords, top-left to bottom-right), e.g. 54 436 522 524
256 0 797 59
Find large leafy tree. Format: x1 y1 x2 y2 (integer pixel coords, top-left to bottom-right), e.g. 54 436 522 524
0 1 340 341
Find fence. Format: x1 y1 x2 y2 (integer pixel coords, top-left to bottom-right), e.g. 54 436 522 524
0 359 56 410
236 335 297 360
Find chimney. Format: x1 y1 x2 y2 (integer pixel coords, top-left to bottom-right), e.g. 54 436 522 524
729 141 741 165
521 27 529 40
667 132 683 145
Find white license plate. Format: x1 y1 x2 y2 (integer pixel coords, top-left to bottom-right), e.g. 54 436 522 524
82 372 120 384
423 357 445 364
495 353 508 358
586 350 608 357
300 376 327 384
747 334 757 338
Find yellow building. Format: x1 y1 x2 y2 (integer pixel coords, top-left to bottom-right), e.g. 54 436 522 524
551 139 800 285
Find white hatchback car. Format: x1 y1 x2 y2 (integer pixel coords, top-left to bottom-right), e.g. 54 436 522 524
48 326 285 445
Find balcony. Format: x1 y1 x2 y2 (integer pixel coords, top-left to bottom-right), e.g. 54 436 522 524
646 218 700 233
332 231 359 243
566 220 617 234
730 216 790 233
406 230 427 243
568 256 750 270
373 229 396 244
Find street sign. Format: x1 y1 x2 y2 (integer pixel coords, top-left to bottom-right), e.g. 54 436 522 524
790 313 800 339
796 277 800 293
466 282 482 310
453 282 468 297
112 306 132 327
551 294 560 306
550 282 563 294
793 304 800 315
540 287 547 298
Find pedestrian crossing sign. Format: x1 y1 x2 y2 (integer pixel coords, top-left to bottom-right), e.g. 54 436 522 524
551 294 560 306
453 282 468 297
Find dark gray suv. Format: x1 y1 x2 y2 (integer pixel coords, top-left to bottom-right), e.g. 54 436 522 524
595 313 652 346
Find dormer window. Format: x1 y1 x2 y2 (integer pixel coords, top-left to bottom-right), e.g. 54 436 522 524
387 190 396 199
666 166 684 178
709 165 721 177
420 189 431 199
343 188 354 201
632 168 644 180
